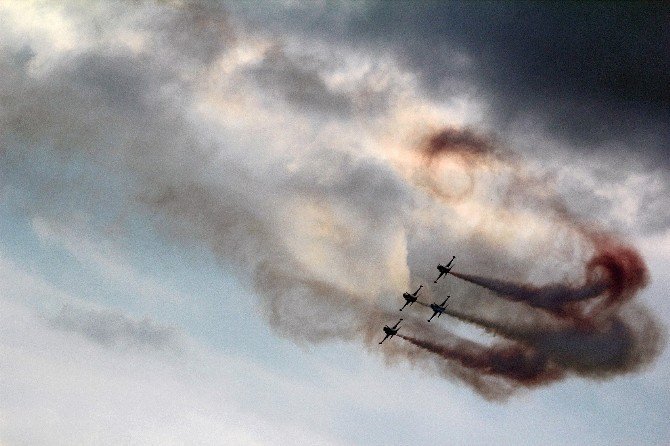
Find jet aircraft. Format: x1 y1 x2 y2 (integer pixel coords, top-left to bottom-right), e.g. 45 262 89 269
379 318 403 344
434 256 456 283
427 297 450 322
399 285 423 311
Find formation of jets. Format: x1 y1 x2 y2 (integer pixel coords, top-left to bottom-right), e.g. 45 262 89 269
379 256 456 344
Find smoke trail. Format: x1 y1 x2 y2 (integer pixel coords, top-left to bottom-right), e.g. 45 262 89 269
420 128 650 315
398 334 564 387
451 271 605 312
434 302 663 377
0 2 663 403
450 239 648 317
420 127 497 166
410 127 501 202
585 237 649 304
400 126 663 393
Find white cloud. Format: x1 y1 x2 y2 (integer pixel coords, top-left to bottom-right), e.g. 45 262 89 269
0 252 347 445
0 299 342 446
0 250 74 311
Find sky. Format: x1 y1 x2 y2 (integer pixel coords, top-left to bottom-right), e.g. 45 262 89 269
0 1 669 445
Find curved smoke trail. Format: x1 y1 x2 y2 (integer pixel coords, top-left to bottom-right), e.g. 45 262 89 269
450 239 648 316
391 127 664 398
398 333 564 387
0 0 662 402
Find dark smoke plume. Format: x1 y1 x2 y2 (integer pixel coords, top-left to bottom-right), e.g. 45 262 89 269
437 305 662 377
450 233 649 317
585 236 649 305
451 270 605 313
399 334 564 387
393 127 663 399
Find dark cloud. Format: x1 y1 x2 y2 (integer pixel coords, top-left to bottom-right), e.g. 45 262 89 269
284 151 412 223
232 1 670 166
243 44 404 118
247 46 354 117
71 52 157 111
139 0 234 64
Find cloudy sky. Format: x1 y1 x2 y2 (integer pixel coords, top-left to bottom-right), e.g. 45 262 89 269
1 1 669 445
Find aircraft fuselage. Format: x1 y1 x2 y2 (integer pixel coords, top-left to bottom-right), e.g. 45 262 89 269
434 257 456 283
402 292 416 303
437 265 451 274
383 325 399 336
430 303 445 314
379 320 402 344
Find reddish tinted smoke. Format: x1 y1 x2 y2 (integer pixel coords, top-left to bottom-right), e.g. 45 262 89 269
586 238 649 305
451 240 648 317
399 334 564 387
451 271 606 312
416 127 501 201
395 127 663 398
421 128 651 317
434 305 662 378
420 127 496 165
